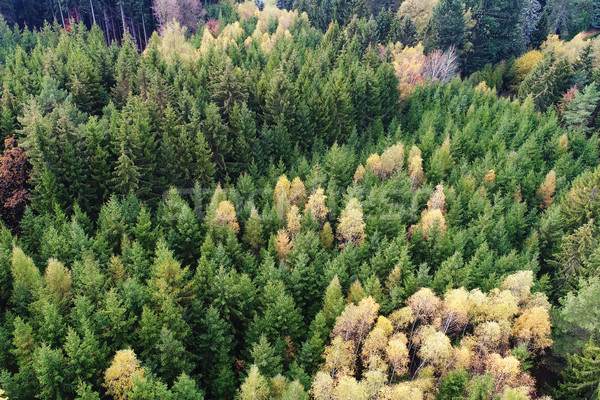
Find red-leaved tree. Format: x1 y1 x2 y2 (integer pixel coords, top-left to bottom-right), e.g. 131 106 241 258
0 137 31 232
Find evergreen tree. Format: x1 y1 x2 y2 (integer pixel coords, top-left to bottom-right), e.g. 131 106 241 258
431 0 466 52
594 0 600 28
558 339 600 400
112 147 140 196
530 10 549 48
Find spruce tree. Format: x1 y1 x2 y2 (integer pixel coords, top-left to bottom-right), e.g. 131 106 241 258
112 147 140 196
432 0 466 51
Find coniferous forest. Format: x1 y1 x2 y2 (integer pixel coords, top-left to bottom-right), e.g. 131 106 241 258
1 0 600 399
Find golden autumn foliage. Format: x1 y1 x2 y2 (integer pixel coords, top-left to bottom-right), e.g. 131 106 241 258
407 288 442 325
274 175 291 204
332 296 380 344
103 349 145 400
511 50 543 87
213 200 240 233
286 205 302 238
558 134 569 153
305 188 329 223
274 229 292 260
336 198 366 248
289 177 307 206
322 336 357 378
485 169 496 183
501 270 534 303
380 142 405 178
412 184 448 239
417 327 453 371
512 306 553 351
361 320 390 368
540 33 593 62
392 44 426 101
396 0 439 31
408 146 424 191
236 2 302 54
312 272 553 400
362 142 406 180
366 154 382 177
386 332 410 379
353 164 366 183
427 184 445 212
537 170 556 209
421 208 447 239
441 288 470 334
486 353 522 391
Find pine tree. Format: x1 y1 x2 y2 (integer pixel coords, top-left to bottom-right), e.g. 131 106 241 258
564 83 600 135
558 338 600 399
239 365 270 400
594 0 600 28
197 306 235 399
530 10 549 48
250 334 283 377
202 103 229 175
519 53 573 111
32 344 69 400
243 207 264 252
432 0 466 51
64 326 103 385
171 374 204 400
112 147 140 195
156 327 192 384
0 84 16 139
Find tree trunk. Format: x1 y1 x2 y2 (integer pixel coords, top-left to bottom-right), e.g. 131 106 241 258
120 1 127 35
111 10 119 41
136 21 143 49
129 18 138 49
142 17 148 47
57 0 66 29
48 0 56 21
89 0 97 25
103 8 111 42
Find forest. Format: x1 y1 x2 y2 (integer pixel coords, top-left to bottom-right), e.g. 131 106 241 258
0 0 600 399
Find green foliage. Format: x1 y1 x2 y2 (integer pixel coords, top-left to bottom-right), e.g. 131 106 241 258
519 52 573 111
0 5 596 400
558 338 600 399
437 370 469 400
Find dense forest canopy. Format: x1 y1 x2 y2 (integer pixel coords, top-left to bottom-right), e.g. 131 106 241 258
0 0 600 399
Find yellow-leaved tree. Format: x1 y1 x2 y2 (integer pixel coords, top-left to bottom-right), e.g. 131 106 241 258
537 170 556 209
305 188 329 223
408 146 424 191
336 198 366 248
103 349 145 400
311 272 553 399
274 175 291 204
289 177 307 206
213 200 240 233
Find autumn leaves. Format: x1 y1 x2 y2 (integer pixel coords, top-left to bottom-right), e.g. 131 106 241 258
311 271 553 399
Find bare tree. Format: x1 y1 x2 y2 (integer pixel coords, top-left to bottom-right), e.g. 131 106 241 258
152 0 206 32
422 46 460 83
